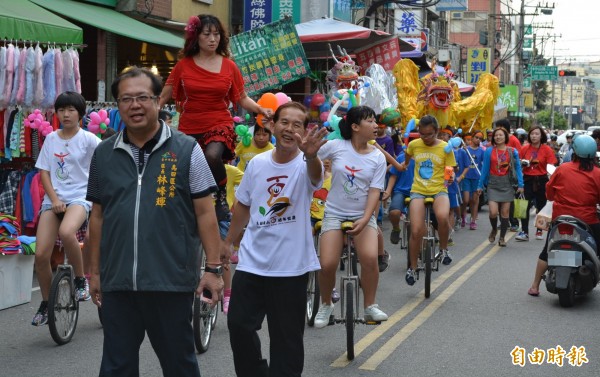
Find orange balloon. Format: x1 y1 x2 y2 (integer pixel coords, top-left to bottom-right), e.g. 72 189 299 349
256 92 278 126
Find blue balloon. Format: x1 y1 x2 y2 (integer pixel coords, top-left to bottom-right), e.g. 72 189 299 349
404 118 416 138
319 102 331 112
444 137 463 153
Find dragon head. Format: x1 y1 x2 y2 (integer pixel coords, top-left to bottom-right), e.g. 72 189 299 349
419 72 453 110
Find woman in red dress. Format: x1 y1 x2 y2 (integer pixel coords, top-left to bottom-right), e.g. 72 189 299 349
159 15 271 221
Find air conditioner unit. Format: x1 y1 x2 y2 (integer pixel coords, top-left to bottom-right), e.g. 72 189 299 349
463 12 477 19
451 12 463 19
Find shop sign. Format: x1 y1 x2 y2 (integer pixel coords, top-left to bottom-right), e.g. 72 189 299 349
272 0 301 24
355 37 402 72
244 0 273 31
231 17 310 97
394 8 422 36
498 85 519 112
466 47 491 84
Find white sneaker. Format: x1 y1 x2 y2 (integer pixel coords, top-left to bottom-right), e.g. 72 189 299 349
314 303 335 328
364 304 388 322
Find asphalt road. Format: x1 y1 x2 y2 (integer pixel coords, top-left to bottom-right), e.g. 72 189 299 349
1 207 598 377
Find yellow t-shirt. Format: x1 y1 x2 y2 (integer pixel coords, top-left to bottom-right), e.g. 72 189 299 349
225 164 244 209
235 141 275 172
406 138 457 196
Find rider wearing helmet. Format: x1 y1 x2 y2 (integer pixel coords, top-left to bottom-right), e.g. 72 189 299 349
527 134 600 296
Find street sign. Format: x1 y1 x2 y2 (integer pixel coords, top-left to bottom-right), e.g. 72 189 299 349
531 65 558 81
523 77 532 92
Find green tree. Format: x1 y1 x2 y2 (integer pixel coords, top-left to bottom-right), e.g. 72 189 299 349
535 109 567 130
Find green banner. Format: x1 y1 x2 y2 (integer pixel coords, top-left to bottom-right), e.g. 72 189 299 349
230 17 310 97
498 85 519 112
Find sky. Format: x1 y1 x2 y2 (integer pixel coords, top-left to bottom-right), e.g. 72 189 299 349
529 0 600 63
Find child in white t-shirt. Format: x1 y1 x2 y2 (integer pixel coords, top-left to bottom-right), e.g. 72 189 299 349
32 91 101 326
314 105 389 328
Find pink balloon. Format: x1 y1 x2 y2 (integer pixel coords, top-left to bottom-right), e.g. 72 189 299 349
319 111 330 123
98 109 108 122
33 119 41 129
90 112 101 124
89 124 100 133
275 92 290 107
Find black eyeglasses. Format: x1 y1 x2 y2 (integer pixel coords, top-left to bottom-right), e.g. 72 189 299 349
117 95 158 106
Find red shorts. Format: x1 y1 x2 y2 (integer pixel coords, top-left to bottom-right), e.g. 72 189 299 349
189 124 237 162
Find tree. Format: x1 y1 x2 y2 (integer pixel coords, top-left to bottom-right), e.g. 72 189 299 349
535 109 567 130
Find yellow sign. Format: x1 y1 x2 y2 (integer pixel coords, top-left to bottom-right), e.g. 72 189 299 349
466 48 491 84
524 93 534 109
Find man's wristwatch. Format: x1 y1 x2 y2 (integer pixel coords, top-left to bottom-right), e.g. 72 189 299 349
204 265 224 276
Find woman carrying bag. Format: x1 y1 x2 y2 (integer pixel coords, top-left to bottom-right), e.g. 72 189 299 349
515 126 557 242
477 127 524 247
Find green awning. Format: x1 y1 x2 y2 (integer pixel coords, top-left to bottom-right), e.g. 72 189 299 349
30 0 183 49
0 1 83 44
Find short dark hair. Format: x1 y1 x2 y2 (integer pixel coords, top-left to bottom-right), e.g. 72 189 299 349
54 91 86 119
254 124 272 136
495 118 511 132
419 115 439 131
159 110 172 122
491 127 509 146
592 129 600 140
111 66 163 100
339 106 376 140
273 102 309 128
527 126 547 144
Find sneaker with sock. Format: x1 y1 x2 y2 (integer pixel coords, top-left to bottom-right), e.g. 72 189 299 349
390 229 400 244
378 250 390 272
441 249 452 265
405 268 416 286
470 222 477 230
32 302 48 326
461 218 466 228
535 230 544 240
509 225 520 232
314 303 335 328
223 288 231 314
364 304 388 322
75 277 91 302
515 231 529 241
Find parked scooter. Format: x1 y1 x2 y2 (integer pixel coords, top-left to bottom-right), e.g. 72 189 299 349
544 215 600 307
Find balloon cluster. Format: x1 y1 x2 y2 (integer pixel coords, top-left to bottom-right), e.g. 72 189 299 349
234 114 252 147
256 92 290 127
88 109 109 137
303 93 331 123
24 109 53 136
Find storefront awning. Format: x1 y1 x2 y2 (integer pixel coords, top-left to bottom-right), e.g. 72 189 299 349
0 1 82 44
30 0 183 49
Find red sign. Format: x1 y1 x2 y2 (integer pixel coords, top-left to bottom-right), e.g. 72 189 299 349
355 36 402 72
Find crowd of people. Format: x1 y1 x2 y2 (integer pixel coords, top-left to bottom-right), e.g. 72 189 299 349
23 12 600 377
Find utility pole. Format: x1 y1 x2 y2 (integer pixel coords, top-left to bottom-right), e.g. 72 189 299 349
568 78 574 129
487 0 495 53
518 0 525 128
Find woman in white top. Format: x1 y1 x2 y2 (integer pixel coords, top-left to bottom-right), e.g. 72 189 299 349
314 106 389 328
32 91 101 326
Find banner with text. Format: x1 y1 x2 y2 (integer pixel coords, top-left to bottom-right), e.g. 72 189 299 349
466 47 491 84
355 37 402 72
231 18 310 97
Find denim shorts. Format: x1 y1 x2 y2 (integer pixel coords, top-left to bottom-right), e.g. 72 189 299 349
321 213 378 234
40 200 92 217
409 192 448 200
448 191 461 209
461 178 479 193
389 191 409 212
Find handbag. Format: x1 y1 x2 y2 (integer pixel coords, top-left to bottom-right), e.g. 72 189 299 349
535 201 553 230
507 147 519 187
513 193 529 219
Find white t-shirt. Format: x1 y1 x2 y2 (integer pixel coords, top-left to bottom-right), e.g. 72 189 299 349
318 139 386 218
35 128 101 206
235 150 322 277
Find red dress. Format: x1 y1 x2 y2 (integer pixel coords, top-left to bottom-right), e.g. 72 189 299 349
166 57 245 157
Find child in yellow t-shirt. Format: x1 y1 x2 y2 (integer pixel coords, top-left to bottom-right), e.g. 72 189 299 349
223 163 244 314
235 125 274 171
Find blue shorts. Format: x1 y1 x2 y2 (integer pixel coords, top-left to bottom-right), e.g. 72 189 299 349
461 178 479 193
448 191 461 209
389 191 409 213
40 200 91 216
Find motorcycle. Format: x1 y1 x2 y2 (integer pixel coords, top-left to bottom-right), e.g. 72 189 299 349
544 215 600 307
